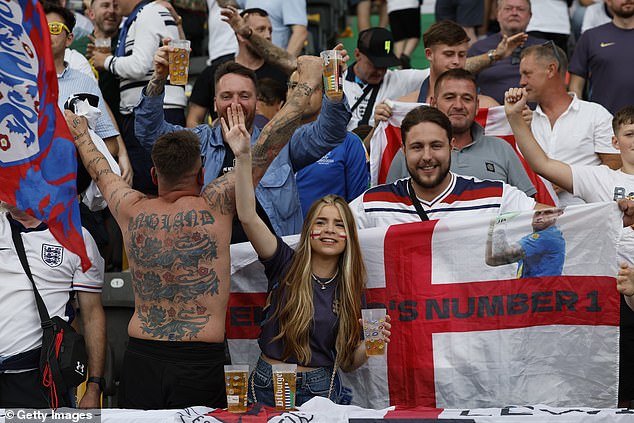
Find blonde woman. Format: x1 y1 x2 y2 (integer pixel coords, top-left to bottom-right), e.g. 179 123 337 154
225 102 391 406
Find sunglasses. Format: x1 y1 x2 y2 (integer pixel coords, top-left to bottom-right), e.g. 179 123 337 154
48 21 71 35
541 40 562 71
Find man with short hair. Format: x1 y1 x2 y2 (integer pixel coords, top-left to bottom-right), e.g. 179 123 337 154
350 106 538 229
64 55 324 409
235 0 307 56
187 7 289 127
368 21 526 136
519 42 621 204
385 69 536 197
569 0 634 115
136 45 351 240
468 0 546 104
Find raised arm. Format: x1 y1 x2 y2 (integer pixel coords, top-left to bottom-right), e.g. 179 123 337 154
485 214 525 266
504 87 574 193
201 55 324 219
64 111 146 226
227 104 278 258
221 6 297 75
465 32 528 74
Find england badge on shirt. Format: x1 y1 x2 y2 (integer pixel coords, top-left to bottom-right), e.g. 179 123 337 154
42 244 63 267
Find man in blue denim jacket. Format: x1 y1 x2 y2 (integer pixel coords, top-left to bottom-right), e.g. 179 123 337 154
135 47 351 240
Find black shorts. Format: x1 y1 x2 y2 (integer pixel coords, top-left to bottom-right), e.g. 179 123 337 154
389 9 421 41
620 298 634 401
435 0 484 27
118 337 229 409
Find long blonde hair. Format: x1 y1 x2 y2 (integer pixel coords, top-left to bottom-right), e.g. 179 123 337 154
269 195 366 371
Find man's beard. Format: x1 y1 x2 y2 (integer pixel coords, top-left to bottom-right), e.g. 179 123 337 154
407 158 451 191
245 43 263 59
613 6 634 18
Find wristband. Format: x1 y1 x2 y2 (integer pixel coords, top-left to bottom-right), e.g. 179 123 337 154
87 376 106 392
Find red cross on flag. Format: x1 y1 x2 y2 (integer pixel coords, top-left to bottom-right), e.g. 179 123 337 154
227 202 620 409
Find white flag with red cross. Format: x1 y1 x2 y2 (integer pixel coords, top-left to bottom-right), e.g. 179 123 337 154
227 202 620 409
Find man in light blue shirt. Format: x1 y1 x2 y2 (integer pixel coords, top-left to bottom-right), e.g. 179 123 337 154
135 54 351 241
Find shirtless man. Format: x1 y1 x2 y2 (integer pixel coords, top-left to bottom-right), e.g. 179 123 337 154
64 54 323 409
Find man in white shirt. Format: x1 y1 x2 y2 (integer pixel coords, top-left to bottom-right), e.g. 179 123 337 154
518 42 621 204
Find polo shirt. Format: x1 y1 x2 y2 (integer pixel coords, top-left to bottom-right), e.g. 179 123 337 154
530 93 617 166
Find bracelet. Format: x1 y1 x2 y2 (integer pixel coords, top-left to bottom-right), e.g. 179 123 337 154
87 376 105 392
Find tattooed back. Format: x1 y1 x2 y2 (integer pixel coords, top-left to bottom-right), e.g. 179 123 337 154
123 196 233 343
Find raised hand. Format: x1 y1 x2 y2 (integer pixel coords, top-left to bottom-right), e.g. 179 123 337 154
295 55 323 91
374 101 393 123
495 32 528 59
220 103 251 158
504 87 528 118
220 6 251 39
153 38 172 79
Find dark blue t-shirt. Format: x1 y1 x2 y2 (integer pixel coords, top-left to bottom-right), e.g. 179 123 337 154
569 22 634 115
258 237 339 367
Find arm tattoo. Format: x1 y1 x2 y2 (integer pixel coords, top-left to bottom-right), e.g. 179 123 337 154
248 33 297 75
465 54 491 75
147 76 167 96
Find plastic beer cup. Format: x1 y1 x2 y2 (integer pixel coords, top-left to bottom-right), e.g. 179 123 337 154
320 49 343 101
224 365 249 413
362 308 387 356
168 39 190 85
272 363 297 410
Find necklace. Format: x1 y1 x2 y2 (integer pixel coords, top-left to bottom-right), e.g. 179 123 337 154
311 269 339 290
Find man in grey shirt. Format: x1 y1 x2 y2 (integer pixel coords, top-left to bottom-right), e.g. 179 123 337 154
385 69 536 197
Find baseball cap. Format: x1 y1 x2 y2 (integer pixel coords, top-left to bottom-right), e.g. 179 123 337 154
357 27 401 68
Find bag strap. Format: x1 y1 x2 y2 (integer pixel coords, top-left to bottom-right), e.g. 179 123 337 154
358 85 380 127
10 220 68 404
350 83 375 114
10 221 53 325
407 179 429 222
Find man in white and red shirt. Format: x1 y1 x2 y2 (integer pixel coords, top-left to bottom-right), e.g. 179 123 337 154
350 105 537 229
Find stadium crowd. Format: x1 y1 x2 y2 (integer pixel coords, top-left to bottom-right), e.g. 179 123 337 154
3 0 634 413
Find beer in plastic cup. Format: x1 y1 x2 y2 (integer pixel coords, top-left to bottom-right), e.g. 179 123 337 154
320 49 343 101
224 365 249 413
168 39 190 86
94 37 111 53
272 363 297 410
362 308 387 356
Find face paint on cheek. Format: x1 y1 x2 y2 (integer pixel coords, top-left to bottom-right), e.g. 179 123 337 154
338 232 347 239
310 230 321 239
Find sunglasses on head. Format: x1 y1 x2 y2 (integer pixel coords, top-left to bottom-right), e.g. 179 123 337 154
541 40 562 71
48 21 70 35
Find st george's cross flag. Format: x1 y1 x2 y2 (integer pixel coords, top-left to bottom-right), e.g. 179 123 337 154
368 101 557 207
227 202 620 409
0 0 90 270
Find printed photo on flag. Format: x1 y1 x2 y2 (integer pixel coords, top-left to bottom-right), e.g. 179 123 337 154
228 202 621 410
0 0 90 270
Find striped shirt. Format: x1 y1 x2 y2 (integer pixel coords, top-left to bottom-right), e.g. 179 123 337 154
350 173 536 229
104 2 186 114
